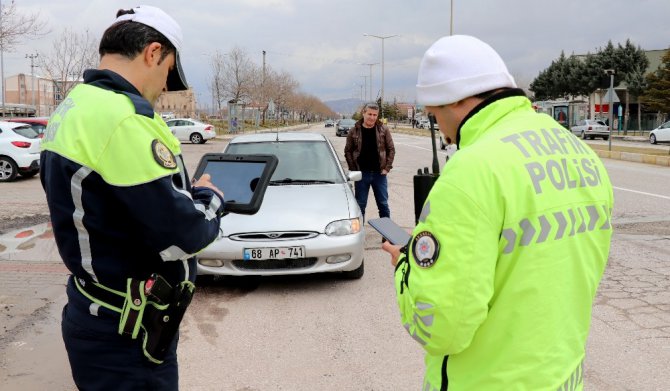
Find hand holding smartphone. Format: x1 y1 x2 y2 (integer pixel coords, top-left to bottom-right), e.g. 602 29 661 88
368 217 411 246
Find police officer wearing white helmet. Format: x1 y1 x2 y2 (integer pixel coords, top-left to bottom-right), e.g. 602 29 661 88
41 5 224 390
383 35 613 390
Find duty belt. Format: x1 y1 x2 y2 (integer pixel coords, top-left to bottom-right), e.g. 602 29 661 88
74 276 125 312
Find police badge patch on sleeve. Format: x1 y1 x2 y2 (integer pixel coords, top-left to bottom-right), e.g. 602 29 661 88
412 231 440 268
152 139 177 169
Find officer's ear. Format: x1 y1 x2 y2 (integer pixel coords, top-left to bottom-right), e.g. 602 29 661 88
144 42 163 67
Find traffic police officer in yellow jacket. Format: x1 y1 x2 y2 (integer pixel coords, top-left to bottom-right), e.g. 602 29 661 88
40 6 224 390
382 35 613 390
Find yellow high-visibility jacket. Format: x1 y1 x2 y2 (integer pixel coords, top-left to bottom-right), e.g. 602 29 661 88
395 91 613 391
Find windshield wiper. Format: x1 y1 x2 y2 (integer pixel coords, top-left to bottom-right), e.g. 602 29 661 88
269 178 335 185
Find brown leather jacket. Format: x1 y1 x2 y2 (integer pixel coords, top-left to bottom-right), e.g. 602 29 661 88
344 120 395 172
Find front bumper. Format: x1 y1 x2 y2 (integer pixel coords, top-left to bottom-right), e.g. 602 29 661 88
197 231 365 276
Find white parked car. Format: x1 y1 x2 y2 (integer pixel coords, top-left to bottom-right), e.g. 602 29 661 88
197 132 366 279
571 119 610 140
165 118 216 144
0 121 41 182
649 120 670 144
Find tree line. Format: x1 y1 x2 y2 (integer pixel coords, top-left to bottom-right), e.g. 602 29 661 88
530 39 670 129
207 47 335 124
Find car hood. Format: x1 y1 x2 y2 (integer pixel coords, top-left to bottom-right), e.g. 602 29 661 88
219 184 358 235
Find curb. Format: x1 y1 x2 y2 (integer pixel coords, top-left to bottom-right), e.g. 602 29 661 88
592 149 670 167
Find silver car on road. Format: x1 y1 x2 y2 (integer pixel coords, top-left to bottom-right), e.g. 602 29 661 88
571 119 610 140
197 132 365 279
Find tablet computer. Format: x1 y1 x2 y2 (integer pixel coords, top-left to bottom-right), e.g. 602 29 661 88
193 153 278 215
368 217 412 246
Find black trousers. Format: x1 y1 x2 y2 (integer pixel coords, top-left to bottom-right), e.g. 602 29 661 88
61 278 179 391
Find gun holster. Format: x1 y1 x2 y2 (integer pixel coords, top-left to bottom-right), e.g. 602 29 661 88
117 276 195 364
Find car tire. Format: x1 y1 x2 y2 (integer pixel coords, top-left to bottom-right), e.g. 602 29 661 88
440 137 446 150
581 131 586 140
0 156 18 182
190 133 203 144
650 134 657 144
602 136 609 141
341 259 364 279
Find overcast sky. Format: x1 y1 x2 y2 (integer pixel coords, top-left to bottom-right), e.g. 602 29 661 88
7 0 670 107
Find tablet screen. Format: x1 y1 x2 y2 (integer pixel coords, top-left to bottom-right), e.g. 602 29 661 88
194 153 277 215
201 160 265 205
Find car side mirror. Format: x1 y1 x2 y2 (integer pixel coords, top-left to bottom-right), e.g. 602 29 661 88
347 171 362 182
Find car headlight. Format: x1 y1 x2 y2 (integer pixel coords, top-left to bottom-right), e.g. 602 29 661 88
325 218 361 236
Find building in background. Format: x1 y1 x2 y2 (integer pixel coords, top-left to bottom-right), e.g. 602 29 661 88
155 89 196 119
2 73 196 119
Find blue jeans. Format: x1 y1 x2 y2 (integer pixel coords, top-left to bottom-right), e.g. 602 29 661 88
355 171 390 219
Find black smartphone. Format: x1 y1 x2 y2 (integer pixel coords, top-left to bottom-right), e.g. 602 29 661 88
368 217 412 246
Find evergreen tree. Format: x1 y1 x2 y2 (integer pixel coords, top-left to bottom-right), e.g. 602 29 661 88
640 50 670 125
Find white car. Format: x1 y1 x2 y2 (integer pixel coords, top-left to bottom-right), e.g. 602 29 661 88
165 118 216 144
0 121 41 182
649 120 670 144
418 119 439 130
197 132 366 279
571 119 610 140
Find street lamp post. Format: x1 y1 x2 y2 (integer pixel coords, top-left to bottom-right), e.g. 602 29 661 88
359 62 378 103
26 53 39 113
360 75 368 101
605 69 615 152
364 34 399 120
450 0 454 35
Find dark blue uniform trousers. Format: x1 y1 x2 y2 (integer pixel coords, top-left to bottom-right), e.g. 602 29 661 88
62 278 179 390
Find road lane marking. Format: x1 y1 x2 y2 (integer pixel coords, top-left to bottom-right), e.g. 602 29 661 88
613 186 670 201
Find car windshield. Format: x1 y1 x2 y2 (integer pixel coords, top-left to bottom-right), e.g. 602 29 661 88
226 140 344 184
339 119 356 127
11 125 40 139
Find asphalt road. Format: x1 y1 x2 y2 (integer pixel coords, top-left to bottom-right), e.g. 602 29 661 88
0 124 668 390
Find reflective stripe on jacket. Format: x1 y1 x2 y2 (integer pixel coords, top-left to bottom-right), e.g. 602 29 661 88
395 92 613 390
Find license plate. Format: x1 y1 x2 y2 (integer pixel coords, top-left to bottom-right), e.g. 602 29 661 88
243 246 305 260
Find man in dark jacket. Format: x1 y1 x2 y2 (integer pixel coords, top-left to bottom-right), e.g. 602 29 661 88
344 102 395 220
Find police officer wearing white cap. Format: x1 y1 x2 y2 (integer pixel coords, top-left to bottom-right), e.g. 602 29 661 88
41 6 224 390
383 35 613 390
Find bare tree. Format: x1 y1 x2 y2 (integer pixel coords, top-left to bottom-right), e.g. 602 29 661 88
38 28 98 99
0 0 48 51
0 0 49 111
265 68 298 122
207 50 227 115
222 46 255 103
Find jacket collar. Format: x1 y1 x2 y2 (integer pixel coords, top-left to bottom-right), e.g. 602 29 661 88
83 69 155 118
457 88 529 148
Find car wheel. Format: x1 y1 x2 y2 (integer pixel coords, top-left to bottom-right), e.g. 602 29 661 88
602 136 609 141
581 131 586 140
0 156 18 182
650 134 657 144
341 259 364 279
190 133 203 144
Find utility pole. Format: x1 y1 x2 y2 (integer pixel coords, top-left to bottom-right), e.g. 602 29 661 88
26 53 39 114
605 69 615 152
262 50 266 124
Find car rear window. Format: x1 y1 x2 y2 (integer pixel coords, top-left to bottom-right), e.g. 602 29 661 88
12 125 40 139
